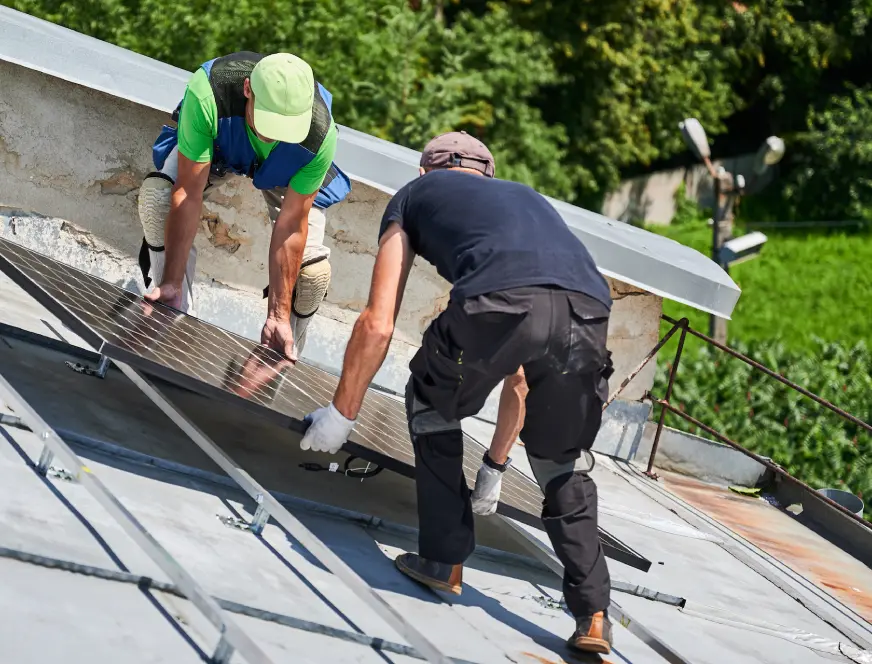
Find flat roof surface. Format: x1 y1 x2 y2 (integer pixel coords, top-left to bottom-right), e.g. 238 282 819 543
2 271 870 663
0 6 740 319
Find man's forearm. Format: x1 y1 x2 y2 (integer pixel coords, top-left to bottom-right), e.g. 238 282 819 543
333 311 394 419
163 193 203 287
267 218 306 321
488 368 528 464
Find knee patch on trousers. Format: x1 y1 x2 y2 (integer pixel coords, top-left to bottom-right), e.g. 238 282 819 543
293 256 332 319
137 172 174 250
404 379 462 437
528 452 595 493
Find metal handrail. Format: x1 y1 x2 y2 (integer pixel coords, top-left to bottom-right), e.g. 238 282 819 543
605 314 871 527
660 314 872 436
646 396 872 531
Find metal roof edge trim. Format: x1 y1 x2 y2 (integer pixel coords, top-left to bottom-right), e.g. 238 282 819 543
597 265 736 320
0 6 741 318
0 52 172 114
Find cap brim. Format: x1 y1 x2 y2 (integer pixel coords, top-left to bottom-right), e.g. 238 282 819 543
253 104 312 144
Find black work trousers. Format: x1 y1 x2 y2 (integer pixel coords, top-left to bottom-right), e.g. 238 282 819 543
406 286 613 617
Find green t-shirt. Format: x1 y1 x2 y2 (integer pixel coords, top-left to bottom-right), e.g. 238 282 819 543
176 68 338 196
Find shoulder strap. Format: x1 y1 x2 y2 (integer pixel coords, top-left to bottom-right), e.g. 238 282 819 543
208 51 264 118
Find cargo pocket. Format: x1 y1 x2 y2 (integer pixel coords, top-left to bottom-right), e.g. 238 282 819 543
460 292 531 373
566 294 610 377
411 309 468 416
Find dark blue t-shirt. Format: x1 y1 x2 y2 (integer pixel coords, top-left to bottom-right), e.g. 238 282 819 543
378 170 612 308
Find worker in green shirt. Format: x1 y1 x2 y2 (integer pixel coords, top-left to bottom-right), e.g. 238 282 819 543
137 51 351 360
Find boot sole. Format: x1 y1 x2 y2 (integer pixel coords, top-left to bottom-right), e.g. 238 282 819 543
395 557 462 595
568 636 611 655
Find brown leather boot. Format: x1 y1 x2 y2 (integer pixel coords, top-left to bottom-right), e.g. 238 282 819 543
567 611 612 654
395 553 463 595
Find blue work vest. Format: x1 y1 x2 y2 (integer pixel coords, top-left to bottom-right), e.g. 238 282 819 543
151 52 351 210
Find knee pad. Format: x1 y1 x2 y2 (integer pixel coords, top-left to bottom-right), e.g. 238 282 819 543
404 379 462 438
137 172 174 250
528 452 595 493
292 256 331 319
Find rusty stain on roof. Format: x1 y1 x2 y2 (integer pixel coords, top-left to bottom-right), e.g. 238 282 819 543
663 471 872 621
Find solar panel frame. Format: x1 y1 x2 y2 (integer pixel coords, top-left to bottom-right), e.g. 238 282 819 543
0 237 650 572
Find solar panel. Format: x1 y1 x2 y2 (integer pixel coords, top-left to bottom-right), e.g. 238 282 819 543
0 237 650 571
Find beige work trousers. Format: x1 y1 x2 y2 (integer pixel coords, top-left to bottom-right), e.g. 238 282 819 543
146 146 330 354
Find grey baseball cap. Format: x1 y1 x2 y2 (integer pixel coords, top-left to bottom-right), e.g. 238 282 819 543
420 130 495 177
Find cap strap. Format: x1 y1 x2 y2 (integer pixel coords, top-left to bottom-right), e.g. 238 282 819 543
450 153 494 177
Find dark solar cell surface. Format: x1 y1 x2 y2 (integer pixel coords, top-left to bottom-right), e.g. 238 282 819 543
0 237 649 570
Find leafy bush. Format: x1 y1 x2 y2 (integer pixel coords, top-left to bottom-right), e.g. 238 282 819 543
747 86 872 225
654 338 872 511
671 182 712 226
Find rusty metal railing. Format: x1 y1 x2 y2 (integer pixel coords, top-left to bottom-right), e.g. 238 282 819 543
604 314 872 529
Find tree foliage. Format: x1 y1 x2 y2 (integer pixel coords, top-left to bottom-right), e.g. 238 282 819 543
774 87 872 222
468 0 737 205
10 0 572 197
10 0 872 214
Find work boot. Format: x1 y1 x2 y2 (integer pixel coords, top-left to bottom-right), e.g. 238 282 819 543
395 553 463 595
567 611 612 655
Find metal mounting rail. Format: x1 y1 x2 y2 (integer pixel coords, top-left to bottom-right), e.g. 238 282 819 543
493 516 695 664
0 371 274 664
116 362 452 664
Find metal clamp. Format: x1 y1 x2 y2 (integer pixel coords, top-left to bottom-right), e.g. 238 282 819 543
65 355 111 379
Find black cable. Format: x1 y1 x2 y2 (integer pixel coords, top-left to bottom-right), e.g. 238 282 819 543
297 456 383 480
343 455 383 479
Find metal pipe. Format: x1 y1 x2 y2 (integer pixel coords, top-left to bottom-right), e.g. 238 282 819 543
0 322 102 363
116 363 452 664
646 326 688 478
46 423 560 576
661 314 872 436
0 371 276 664
646 396 872 530
710 175 722 340
602 318 687 411
0 545 479 664
492 516 694 664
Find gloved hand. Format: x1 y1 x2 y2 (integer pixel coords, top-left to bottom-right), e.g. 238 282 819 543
300 403 355 454
470 460 505 516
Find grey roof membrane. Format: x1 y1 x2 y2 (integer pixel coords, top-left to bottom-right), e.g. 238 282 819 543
0 6 740 318
3 241 872 664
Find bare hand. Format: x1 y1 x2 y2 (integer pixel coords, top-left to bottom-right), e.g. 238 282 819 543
144 283 183 311
230 347 295 400
261 317 297 361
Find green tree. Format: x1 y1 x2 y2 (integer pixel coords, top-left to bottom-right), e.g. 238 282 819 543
714 0 872 222
10 0 571 197
457 0 737 206
776 87 872 222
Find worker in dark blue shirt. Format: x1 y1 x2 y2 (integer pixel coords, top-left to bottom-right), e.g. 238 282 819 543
301 131 615 654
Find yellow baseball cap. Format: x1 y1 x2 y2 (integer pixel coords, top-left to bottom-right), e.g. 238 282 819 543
250 53 314 144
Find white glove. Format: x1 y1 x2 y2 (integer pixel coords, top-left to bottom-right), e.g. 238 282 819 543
471 462 504 516
300 403 355 454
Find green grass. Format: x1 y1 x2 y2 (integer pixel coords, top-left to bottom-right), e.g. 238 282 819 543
648 223 872 351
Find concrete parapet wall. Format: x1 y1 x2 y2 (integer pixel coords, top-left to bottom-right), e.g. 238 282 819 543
0 59 663 419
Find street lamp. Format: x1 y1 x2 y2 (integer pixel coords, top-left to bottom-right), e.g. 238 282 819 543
678 118 785 343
